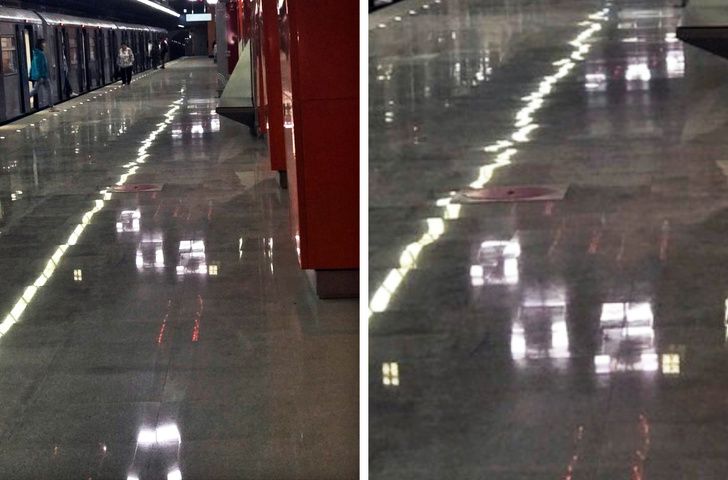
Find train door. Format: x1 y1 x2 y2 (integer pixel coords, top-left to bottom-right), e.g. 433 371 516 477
55 27 68 101
77 29 87 92
145 32 151 70
21 26 34 111
102 29 112 84
131 31 139 73
111 30 119 82
0 23 22 121
135 32 143 73
44 26 60 105
95 30 103 85
85 28 99 89
65 28 82 94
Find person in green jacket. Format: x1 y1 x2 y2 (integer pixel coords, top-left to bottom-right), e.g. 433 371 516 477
29 38 55 111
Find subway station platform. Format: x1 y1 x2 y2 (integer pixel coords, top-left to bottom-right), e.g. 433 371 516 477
0 58 357 479
370 0 728 478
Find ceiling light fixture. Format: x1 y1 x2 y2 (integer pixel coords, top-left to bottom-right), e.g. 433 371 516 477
132 0 180 17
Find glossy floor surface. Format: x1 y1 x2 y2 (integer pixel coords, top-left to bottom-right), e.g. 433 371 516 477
0 58 357 479
370 0 728 478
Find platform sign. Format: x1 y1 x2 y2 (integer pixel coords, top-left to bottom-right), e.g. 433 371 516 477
186 13 212 22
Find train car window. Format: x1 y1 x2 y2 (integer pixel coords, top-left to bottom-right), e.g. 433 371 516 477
69 36 78 65
1 36 18 75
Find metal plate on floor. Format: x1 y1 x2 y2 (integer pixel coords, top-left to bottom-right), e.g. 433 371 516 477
110 184 163 193
454 184 568 203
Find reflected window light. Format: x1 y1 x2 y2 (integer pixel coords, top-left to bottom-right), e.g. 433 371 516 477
156 424 181 444
512 284 569 362
116 209 141 233
550 320 570 358
625 63 651 82
511 324 526 360
382 362 399 386
594 354 611 374
640 353 659 372
596 301 656 374
177 240 207 276
585 72 606 91
207 264 219 276
137 428 156 447
665 49 684 78
470 239 520 286
661 353 680 375
211 118 220 132
191 124 204 135
600 302 653 327
73 269 83 282
136 232 165 272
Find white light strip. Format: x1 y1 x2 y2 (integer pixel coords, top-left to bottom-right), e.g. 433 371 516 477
132 0 180 17
368 8 611 319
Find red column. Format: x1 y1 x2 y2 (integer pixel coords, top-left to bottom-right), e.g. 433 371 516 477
259 0 286 173
280 0 359 296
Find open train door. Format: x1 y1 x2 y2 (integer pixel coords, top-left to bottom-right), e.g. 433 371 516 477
22 25 34 111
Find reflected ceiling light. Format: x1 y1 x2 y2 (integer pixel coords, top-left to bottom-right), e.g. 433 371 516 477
167 469 183 480
132 0 179 17
157 424 182 444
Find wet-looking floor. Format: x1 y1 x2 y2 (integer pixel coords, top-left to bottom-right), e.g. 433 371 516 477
0 58 357 479
370 0 728 478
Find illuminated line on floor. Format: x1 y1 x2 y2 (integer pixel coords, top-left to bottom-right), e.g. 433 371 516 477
0 92 185 338
368 8 611 318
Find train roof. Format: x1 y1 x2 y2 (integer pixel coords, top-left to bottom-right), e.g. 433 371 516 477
38 12 118 29
115 22 166 34
0 6 42 24
0 8 167 33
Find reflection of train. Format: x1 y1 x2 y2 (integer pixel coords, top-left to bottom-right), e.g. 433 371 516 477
0 6 166 123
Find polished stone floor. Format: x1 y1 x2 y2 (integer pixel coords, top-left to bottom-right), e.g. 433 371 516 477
370 0 728 478
0 58 357 479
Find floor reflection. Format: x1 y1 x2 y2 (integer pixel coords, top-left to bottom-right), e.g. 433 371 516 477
370 0 717 477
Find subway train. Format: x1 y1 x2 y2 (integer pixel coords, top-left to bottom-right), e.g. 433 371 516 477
0 6 166 123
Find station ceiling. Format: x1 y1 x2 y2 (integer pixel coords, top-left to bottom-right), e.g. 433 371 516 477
7 0 184 28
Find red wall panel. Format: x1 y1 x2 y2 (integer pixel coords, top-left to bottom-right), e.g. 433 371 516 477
282 0 359 270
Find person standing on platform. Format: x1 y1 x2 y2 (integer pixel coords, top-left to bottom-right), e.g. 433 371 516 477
212 41 217 63
29 39 56 112
117 43 135 86
160 37 169 69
